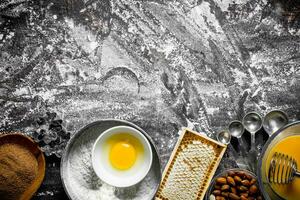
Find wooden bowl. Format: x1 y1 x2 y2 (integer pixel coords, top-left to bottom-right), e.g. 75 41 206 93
0 132 45 200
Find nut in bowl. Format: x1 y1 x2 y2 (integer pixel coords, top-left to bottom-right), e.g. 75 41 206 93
207 169 263 200
92 126 153 188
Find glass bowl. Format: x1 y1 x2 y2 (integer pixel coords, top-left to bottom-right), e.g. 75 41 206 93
258 121 300 200
206 168 262 200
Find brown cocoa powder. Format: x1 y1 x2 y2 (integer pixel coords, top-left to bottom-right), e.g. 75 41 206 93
0 143 38 200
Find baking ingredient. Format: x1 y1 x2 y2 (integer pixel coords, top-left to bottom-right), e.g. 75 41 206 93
216 177 227 185
106 133 143 170
0 143 38 200
155 129 227 200
67 131 157 200
265 135 300 200
210 170 262 200
110 141 137 170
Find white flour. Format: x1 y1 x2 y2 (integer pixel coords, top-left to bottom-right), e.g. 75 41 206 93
66 131 158 200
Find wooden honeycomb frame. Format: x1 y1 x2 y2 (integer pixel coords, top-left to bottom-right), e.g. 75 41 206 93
155 128 227 200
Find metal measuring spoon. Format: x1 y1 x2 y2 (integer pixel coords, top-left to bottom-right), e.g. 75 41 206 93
243 112 263 172
242 112 262 152
228 120 244 138
216 130 246 169
217 130 231 144
227 121 251 170
263 110 288 136
228 121 247 153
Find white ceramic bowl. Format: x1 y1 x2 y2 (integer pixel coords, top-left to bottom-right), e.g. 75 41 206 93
92 126 153 188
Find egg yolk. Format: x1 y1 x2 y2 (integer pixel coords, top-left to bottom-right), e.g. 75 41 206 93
109 141 137 170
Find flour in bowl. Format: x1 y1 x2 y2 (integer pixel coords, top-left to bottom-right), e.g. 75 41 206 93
65 130 158 200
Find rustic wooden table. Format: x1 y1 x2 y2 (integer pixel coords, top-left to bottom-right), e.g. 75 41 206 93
0 0 299 199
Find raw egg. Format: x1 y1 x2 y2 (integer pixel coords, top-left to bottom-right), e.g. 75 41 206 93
106 133 144 170
92 126 153 187
110 141 136 170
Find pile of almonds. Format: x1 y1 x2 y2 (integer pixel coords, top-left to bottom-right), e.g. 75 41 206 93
209 170 263 200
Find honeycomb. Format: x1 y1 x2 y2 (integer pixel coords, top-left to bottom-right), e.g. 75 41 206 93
155 129 226 200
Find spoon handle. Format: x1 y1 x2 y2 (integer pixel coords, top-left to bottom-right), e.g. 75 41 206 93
250 133 256 151
228 143 239 158
237 137 247 156
236 138 252 171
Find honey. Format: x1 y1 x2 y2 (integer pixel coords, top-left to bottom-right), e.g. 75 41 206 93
155 129 226 200
265 135 300 200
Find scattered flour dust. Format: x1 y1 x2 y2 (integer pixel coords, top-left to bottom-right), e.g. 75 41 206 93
66 131 157 200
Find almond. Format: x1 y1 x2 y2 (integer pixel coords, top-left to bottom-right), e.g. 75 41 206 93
216 177 227 185
240 193 248 197
228 171 236 177
238 186 248 192
213 190 221 195
237 171 246 177
240 196 248 200
214 185 221 189
250 178 257 185
221 192 229 197
241 179 250 186
245 173 253 180
234 175 242 183
231 187 237 194
249 185 258 194
221 184 230 191
228 193 240 200
227 176 236 186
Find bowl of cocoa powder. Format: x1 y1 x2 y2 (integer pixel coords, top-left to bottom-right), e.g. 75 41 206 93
0 133 45 200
